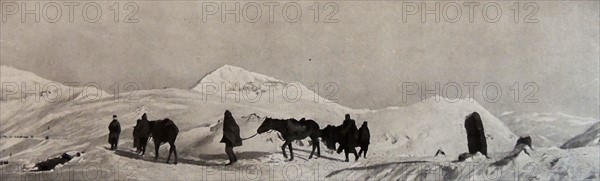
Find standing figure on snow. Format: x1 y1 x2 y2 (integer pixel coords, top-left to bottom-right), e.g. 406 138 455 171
133 119 141 153
220 110 242 165
338 114 359 162
137 113 151 156
108 115 121 150
357 121 370 158
464 112 488 157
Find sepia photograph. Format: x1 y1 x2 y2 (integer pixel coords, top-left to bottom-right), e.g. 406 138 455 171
0 0 599 180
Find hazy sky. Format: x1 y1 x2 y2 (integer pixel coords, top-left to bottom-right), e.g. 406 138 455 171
1 1 598 118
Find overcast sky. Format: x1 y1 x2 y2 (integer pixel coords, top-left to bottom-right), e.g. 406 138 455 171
1 1 598 118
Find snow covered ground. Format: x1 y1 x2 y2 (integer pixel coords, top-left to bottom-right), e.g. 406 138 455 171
500 112 599 147
1 65 598 180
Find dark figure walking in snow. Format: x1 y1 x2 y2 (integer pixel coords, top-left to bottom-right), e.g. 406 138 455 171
148 118 179 164
357 121 370 158
221 110 242 165
133 119 141 153
338 114 359 161
137 113 151 156
320 114 360 162
108 115 121 150
464 112 488 157
257 117 321 161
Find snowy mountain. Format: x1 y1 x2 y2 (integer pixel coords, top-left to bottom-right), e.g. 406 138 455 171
0 65 64 101
0 65 110 102
0 65 597 180
193 65 286 93
0 65 56 86
561 122 600 149
192 65 339 105
499 111 599 147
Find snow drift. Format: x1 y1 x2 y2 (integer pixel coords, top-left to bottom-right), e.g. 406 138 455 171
1 64 597 180
499 111 599 147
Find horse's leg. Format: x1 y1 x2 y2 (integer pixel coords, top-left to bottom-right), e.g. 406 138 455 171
281 141 289 159
316 139 321 157
353 147 359 161
173 144 178 165
308 137 316 159
288 142 294 161
358 147 364 158
344 149 350 162
154 142 160 161
166 143 173 164
336 144 344 154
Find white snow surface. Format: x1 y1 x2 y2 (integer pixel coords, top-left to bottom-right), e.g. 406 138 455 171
1 65 598 180
1 65 110 103
499 111 599 147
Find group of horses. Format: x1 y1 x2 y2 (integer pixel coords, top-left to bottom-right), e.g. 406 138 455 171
257 116 370 162
142 114 370 165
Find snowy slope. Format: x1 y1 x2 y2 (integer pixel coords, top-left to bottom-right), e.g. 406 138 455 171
499 111 599 147
561 122 600 149
0 65 110 102
357 96 517 156
0 65 597 180
1 65 65 101
0 65 56 87
324 146 600 180
192 64 344 106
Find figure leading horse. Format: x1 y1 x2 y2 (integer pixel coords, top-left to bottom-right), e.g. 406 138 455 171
257 117 321 161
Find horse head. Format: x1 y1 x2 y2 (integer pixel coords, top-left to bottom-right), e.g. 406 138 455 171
257 117 274 134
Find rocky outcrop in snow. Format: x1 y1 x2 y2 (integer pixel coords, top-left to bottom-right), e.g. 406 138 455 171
499 112 599 147
561 122 600 149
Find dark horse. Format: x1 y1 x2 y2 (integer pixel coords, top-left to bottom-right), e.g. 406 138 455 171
257 117 321 161
148 118 179 164
320 123 360 162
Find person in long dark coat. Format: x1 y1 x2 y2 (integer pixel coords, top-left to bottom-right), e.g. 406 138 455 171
138 113 151 156
337 114 359 162
133 119 141 153
220 110 242 165
108 115 121 150
337 114 358 152
357 121 370 158
464 112 488 157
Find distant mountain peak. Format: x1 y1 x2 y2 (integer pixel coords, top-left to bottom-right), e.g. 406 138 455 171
192 64 287 92
0 65 56 85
